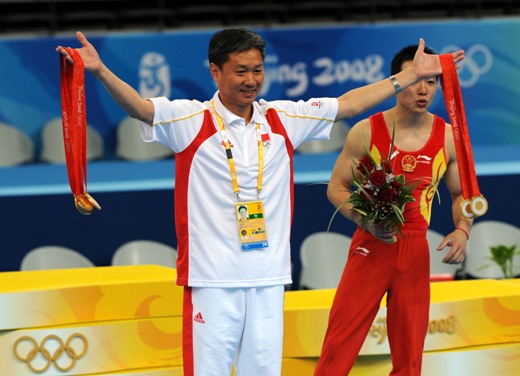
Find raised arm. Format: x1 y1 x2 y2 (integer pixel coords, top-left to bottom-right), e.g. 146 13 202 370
56 31 155 125
336 38 465 120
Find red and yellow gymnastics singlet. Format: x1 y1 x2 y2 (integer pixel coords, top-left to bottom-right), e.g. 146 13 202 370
369 113 447 230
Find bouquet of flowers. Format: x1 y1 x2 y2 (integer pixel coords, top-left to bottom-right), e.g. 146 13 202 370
346 150 416 235
327 126 418 237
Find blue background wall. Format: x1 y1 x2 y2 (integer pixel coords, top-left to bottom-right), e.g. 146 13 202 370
0 19 519 287
1 18 520 156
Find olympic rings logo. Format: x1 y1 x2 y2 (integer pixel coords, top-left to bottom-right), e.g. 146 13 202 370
13 333 88 373
441 44 493 88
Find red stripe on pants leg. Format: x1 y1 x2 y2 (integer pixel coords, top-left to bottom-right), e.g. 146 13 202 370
183 287 195 376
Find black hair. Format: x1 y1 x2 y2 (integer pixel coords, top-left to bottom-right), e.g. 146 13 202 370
391 44 437 76
208 28 266 69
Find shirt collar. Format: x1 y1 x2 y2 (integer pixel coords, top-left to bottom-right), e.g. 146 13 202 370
212 91 265 127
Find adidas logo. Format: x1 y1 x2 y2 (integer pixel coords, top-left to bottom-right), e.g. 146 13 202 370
194 312 205 324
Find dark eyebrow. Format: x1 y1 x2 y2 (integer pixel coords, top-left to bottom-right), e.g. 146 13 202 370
235 63 263 70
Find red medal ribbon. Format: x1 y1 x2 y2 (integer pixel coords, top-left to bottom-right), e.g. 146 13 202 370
439 54 487 218
60 48 100 215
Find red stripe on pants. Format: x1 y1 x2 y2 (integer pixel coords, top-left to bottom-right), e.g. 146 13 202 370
183 287 195 376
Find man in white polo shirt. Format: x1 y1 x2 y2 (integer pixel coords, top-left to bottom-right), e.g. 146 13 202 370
57 28 463 376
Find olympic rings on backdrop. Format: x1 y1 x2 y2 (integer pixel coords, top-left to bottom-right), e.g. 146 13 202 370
13 333 88 373
441 44 493 88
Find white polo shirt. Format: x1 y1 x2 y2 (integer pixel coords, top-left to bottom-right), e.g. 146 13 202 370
140 92 338 287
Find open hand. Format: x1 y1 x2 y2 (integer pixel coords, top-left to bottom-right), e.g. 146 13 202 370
56 31 103 73
437 230 467 264
413 38 465 79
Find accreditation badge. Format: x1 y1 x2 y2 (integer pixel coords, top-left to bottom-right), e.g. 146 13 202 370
236 201 268 251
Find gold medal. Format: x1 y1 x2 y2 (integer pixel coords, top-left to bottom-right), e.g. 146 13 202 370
74 193 101 215
470 195 488 217
85 193 101 211
460 199 474 219
461 195 488 219
401 155 417 173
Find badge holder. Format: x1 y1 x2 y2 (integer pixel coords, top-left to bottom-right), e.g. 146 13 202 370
236 201 268 251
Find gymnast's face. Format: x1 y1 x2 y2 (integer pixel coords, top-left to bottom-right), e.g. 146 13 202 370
398 60 438 114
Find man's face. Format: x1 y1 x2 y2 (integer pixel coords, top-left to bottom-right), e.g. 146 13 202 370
210 49 264 115
398 60 438 113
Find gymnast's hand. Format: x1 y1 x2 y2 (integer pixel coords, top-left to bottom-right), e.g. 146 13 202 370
364 222 398 244
437 229 467 264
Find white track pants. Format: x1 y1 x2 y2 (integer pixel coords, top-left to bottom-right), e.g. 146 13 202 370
182 285 285 376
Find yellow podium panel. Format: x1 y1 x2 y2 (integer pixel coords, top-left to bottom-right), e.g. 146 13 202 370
0 266 182 330
0 266 184 375
283 279 520 357
281 358 319 376
84 368 183 376
283 289 334 358
2 317 183 375
2 266 519 375
282 342 520 376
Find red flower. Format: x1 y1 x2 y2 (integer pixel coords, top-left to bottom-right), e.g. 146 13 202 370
382 160 392 173
359 188 376 202
380 188 397 203
391 180 403 190
357 155 374 174
369 170 386 188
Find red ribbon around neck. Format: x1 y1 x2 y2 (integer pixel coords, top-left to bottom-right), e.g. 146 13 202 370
60 48 100 215
439 54 487 218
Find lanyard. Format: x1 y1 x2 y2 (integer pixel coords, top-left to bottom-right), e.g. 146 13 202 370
439 54 487 218
211 100 264 201
60 48 100 215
